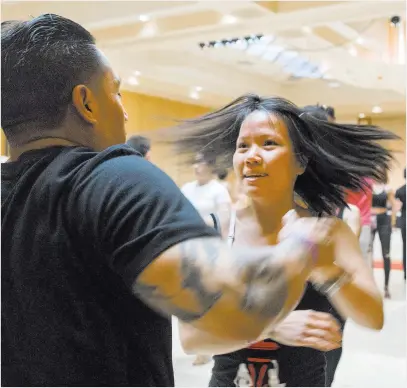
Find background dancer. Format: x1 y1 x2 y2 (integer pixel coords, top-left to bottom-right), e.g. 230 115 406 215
126 135 152 161
395 168 406 281
371 172 397 298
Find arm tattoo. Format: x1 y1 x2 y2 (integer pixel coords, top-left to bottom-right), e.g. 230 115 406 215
240 256 288 319
133 282 218 322
134 238 301 325
133 238 224 322
179 239 223 316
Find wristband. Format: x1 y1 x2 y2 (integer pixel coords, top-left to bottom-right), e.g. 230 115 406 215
314 271 352 297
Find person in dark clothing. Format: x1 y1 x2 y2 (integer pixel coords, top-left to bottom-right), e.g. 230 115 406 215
170 96 394 386
371 172 397 298
395 168 406 281
1 14 348 387
126 135 152 160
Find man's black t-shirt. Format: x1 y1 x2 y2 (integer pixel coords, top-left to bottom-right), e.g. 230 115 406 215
1 145 218 387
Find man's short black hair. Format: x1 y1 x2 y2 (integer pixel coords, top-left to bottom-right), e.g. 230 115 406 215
126 136 151 157
1 14 102 140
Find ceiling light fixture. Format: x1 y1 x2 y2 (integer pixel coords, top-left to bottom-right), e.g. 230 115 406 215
358 113 366 118
348 47 357 56
221 15 237 24
372 106 383 114
190 91 200 100
390 15 401 27
139 15 150 22
198 34 264 49
356 37 365 45
128 76 139 86
195 86 203 92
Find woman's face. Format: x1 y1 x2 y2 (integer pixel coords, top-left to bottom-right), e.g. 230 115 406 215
233 110 304 201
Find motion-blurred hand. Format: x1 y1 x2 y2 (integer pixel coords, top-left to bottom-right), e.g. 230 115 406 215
261 310 342 351
279 209 339 272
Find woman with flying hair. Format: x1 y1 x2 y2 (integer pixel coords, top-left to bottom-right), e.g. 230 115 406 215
167 94 397 387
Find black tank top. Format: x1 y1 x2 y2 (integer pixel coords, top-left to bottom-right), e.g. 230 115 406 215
208 211 331 387
372 190 388 208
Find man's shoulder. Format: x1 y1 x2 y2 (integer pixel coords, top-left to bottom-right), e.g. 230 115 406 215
65 144 161 181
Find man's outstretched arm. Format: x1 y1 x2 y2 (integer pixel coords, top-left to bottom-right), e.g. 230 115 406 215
133 236 313 342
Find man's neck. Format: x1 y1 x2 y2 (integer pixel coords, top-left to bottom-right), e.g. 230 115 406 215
9 138 86 162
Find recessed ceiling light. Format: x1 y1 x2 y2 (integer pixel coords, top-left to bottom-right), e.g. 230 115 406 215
302 26 312 34
221 15 237 24
134 71 141 76
128 76 139 86
372 106 382 114
328 82 340 88
358 113 366 118
195 86 203 92
190 91 200 100
356 37 364 45
348 47 357 56
139 15 150 22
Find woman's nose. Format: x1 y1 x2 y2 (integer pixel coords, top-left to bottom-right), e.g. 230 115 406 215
245 146 262 165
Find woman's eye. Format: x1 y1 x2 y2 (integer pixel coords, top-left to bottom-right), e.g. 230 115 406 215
264 140 277 146
118 92 122 98
238 142 248 149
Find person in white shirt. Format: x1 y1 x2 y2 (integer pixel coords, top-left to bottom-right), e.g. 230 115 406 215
181 152 232 366
181 153 232 220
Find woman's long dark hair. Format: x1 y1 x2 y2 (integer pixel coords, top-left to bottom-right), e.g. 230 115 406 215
167 94 399 215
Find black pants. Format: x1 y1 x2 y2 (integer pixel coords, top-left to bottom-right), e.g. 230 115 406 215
325 347 343 387
371 214 392 288
401 218 406 280
325 305 346 387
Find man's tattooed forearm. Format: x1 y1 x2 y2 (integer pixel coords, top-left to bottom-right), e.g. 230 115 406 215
133 282 216 322
133 238 293 324
240 256 288 319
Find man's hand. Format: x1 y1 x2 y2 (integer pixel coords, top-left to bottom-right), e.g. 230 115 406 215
262 310 342 351
279 209 338 271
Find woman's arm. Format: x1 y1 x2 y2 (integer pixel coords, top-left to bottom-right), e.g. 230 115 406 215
179 320 248 355
179 309 342 355
311 220 384 330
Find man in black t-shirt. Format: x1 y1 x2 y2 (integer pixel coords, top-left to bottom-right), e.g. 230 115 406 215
1 14 340 387
395 168 406 280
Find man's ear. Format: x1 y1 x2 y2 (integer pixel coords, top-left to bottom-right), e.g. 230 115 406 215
72 84 97 124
